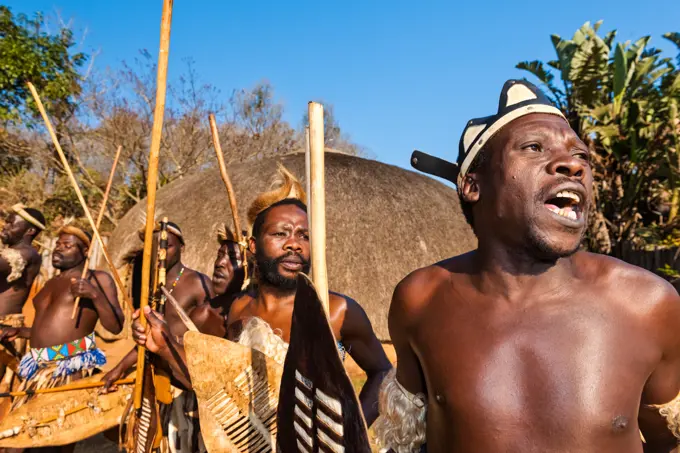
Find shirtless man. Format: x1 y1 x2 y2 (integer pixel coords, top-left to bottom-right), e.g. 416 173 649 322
376 80 680 452
133 197 392 426
101 221 212 386
0 226 122 407
0 205 44 316
190 224 246 338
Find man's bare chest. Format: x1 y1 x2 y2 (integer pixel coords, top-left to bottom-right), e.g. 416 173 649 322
413 294 658 428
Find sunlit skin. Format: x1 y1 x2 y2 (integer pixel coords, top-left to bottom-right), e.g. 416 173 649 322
391 114 680 453
101 230 213 391
0 233 122 349
191 241 245 338
0 213 42 315
131 204 392 426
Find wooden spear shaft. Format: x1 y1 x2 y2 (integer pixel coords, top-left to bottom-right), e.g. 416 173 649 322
208 114 244 244
305 126 313 282
307 102 329 314
134 0 173 410
26 83 132 315
208 113 248 280
0 378 134 398
72 145 123 319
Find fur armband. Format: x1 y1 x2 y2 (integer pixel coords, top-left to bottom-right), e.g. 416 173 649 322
374 368 427 452
0 247 26 283
648 393 680 441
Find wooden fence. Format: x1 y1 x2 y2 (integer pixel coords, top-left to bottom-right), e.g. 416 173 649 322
615 241 680 276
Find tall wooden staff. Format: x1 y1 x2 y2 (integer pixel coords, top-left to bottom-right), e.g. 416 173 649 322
26 83 132 314
72 145 123 319
304 126 313 281
135 0 173 410
307 102 329 314
208 114 247 279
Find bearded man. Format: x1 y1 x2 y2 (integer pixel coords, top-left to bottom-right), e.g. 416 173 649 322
0 205 45 384
375 80 680 453
131 166 392 427
190 224 247 338
0 225 122 413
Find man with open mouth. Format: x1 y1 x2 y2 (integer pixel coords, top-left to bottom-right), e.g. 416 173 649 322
376 80 680 452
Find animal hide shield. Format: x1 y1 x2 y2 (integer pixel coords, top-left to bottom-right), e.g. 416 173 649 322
277 274 371 453
184 330 284 452
0 375 133 448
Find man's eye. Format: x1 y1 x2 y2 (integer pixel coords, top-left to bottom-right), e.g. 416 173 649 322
273 232 286 237
575 152 590 162
524 143 541 152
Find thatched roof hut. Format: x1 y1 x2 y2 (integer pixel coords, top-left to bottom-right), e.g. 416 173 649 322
105 153 476 340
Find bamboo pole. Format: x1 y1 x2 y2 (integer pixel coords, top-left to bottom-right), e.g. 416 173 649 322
304 126 313 282
26 83 132 315
0 378 134 399
307 102 329 314
72 145 123 319
134 0 173 410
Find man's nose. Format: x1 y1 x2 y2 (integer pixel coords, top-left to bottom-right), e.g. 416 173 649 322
547 151 586 180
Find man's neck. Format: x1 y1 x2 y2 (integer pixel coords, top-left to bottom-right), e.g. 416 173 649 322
6 237 33 249
166 261 184 281
255 282 295 313
473 239 576 302
58 262 86 278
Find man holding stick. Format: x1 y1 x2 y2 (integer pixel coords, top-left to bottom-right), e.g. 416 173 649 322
376 80 680 452
130 166 392 427
0 225 122 409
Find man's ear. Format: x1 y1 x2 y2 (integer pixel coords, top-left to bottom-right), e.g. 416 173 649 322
460 172 481 204
25 227 37 239
248 237 257 256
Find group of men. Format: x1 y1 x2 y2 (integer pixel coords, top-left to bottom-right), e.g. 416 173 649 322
0 79 679 453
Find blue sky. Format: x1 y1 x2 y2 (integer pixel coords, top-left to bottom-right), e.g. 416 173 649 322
9 0 680 172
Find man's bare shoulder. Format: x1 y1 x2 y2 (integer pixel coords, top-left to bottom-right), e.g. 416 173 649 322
391 251 476 320
574 251 675 303
9 243 41 264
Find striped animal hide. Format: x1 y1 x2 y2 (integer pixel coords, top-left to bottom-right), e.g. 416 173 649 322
276 274 371 453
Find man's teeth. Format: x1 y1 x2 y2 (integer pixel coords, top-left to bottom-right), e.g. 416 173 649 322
556 190 581 203
546 205 578 220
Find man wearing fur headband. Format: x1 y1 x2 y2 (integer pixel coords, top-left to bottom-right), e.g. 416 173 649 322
376 80 680 452
0 205 44 317
131 165 392 426
190 224 247 338
101 221 213 453
0 204 45 392
0 225 123 410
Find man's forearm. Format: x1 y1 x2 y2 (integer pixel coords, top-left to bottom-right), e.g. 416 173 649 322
158 339 193 390
359 369 390 427
91 292 124 333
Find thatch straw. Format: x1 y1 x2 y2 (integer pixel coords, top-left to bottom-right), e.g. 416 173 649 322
105 153 477 340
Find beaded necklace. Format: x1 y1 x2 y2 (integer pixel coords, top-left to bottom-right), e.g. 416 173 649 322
167 266 185 295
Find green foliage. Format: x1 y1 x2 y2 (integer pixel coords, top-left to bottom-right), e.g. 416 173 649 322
517 21 680 254
0 6 86 124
